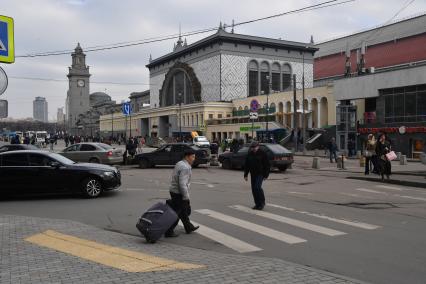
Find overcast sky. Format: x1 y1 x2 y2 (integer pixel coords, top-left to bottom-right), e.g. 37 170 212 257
1 0 425 120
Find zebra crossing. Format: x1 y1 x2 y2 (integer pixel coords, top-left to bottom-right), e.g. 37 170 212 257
186 203 381 253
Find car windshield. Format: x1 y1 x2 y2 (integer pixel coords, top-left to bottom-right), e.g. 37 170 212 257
49 153 75 165
266 144 292 154
98 143 113 150
195 137 208 142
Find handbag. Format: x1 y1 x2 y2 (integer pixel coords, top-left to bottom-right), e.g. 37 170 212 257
385 151 397 161
364 150 372 158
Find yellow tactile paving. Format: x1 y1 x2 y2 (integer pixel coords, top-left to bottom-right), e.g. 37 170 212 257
25 230 205 273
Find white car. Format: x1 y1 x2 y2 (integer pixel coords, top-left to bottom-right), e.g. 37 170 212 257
193 136 210 148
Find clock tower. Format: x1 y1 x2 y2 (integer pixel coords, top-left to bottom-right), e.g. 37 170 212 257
66 43 91 134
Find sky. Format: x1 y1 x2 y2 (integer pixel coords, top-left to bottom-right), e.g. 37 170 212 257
1 0 425 120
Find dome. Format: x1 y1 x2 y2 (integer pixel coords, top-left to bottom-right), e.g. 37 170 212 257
90 92 111 107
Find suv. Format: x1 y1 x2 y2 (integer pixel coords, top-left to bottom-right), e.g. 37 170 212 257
135 143 210 168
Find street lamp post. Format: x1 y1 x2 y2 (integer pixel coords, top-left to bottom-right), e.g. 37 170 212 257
265 75 272 142
302 49 306 155
178 92 182 142
111 107 114 142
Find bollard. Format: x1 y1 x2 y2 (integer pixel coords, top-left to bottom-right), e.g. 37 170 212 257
359 156 366 167
210 154 220 166
356 150 362 159
312 157 320 169
336 157 343 169
314 149 319 157
400 155 408 165
396 152 402 161
421 153 426 165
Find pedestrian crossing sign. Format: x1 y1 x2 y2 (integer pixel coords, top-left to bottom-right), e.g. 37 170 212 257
0 15 14 64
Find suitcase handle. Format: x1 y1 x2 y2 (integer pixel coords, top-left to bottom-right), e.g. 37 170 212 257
146 210 164 214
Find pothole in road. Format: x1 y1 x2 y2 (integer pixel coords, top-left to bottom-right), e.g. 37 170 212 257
335 202 399 209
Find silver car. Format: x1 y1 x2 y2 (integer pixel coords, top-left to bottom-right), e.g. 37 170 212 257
59 143 123 165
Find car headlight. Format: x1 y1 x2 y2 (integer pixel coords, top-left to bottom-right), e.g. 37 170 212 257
103 171 115 177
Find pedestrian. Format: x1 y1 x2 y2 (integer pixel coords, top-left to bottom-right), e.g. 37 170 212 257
327 137 338 163
165 148 200 237
64 135 69 147
244 141 270 210
376 133 392 181
364 134 376 175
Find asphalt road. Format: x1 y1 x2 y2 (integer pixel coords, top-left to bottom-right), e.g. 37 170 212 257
1 164 426 284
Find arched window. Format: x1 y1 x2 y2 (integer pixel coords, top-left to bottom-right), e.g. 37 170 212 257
282 64 292 91
162 70 194 107
244 106 249 110
238 106 243 111
248 60 259 97
260 61 270 95
271 63 281 92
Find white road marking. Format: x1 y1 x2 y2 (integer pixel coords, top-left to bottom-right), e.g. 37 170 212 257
355 188 387 194
395 195 426 202
268 203 380 230
375 185 403 191
196 209 306 244
180 221 262 253
125 188 145 191
288 192 313 195
192 182 215 188
231 205 346 237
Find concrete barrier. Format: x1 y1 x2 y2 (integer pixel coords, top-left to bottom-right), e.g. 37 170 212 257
421 153 426 165
312 157 320 169
396 152 402 161
337 157 343 169
400 155 408 165
210 154 220 166
314 149 319 157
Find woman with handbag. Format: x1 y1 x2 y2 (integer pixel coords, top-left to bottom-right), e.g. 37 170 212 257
375 133 392 181
364 134 376 175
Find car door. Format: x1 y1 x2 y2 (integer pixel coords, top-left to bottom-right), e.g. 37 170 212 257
233 146 249 169
28 153 68 193
60 144 81 162
155 145 173 165
0 153 33 193
79 144 99 163
171 145 185 164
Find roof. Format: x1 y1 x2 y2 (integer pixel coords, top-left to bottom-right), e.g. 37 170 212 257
147 29 318 68
315 13 426 58
129 90 150 99
90 92 110 98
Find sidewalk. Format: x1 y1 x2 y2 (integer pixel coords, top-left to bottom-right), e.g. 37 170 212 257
293 155 426 188
0 214 367 284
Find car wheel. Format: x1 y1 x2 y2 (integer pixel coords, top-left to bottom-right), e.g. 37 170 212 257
89 157 100 163
82 177 103 198
278 165 288 172
139 158 150 169
222 159 231 169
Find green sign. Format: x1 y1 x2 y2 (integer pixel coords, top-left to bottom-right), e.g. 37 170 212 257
240 125 261 132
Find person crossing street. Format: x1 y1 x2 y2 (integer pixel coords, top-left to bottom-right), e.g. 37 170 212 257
244 141 270 210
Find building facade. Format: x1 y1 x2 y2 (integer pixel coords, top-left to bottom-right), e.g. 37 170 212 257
66 43 91 134
33 97 48 122
56 107 65 124
314 13 426 157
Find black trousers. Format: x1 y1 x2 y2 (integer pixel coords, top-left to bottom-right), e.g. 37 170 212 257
166 192 194 234
250 175 265 208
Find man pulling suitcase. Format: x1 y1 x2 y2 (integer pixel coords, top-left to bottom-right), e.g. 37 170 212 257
165 148 200 238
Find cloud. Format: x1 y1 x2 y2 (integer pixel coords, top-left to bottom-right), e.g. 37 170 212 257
1 0 425 119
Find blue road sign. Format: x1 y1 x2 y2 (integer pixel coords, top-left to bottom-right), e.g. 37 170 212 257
250 99 260 112
0 15 14 64
122 102 132 116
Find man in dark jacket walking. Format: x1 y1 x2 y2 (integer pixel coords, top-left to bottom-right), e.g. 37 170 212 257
244 141 270 210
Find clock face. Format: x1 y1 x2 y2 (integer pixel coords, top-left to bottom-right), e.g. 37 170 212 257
77 80 85 87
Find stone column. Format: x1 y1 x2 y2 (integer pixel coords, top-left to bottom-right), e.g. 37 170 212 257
317 100 322 128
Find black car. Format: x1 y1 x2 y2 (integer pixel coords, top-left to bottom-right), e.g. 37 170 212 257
218 143 294 172
0 144 39 153
135 143 210 169
0 150 121 198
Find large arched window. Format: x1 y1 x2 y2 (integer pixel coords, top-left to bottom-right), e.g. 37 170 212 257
260 61 270 94
163 70 194 107
248 60 259 97
271 63 281 92
282 63 292 91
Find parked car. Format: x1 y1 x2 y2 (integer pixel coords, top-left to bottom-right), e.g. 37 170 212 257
193 136 210 148
0 150 121 198
135 143 210 168
218 143 294 172
0 144 39 153
58 143 123 165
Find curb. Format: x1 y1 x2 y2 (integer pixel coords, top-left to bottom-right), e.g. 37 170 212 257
347 176 426 189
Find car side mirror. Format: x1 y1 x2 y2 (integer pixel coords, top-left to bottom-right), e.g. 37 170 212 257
50 161 61 168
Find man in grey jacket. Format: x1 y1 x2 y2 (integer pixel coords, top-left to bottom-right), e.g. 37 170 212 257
165 148 199 237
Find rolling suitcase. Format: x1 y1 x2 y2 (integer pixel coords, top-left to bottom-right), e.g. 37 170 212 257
136 202 178 243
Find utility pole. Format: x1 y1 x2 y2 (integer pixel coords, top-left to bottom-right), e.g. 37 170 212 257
292 74 297 152
302 49 306 155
